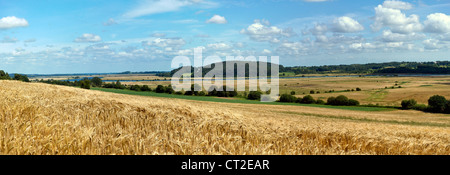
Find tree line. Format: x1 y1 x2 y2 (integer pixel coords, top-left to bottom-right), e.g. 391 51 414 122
402 95 450 114
158 61 450 77
0 70 30 82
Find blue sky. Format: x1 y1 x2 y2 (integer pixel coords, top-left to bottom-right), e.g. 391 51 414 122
0 0 449 74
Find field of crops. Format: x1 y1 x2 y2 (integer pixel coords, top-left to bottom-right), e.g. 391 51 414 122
0 80 449 155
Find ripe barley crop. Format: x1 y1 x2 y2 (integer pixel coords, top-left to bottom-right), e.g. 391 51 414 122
0 80 449 155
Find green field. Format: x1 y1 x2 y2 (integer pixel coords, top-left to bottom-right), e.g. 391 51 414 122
92 87 393 112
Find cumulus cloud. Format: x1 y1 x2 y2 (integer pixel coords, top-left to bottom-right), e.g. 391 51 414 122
422 39 441 50
74 34 102 43
382 0 413 10
424 13 450 33
371 4 423 34
332 16 364 33
0 16 29 29
241 19 295 43
380 30 425 42
206 15 227 24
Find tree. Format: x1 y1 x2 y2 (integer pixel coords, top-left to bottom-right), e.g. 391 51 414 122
310 90 315 94
91 77 102 87
165 85 175 94
247 91 262 100
301 95 316 104
13 74 30 82
428 95 447 113
290 91 296 95
356 87 362 91
445 101 450 114
316 99 325 105
140 85 151 91
130 85 141 91
114 80 125 89
279 94 297 103
347 99 360 106
0 70 11 80
155 85 166 93
80 80 91 89
327 97 337 105
401 99 417 109
334 95 349 105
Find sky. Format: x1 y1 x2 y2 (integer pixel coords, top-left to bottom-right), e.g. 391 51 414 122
0 0 449 74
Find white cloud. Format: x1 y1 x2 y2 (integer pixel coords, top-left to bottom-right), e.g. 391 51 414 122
0 16 29 29
103 18 117 26
74 34 102 43
151 33 167 37
371 4 423 34
382 0 413 10
206 15 227 24
262 49 272 54
381 30 424 42
0 36 18 43
207 43 231 50
424 13 450 33
303 0 330 2
144 38 186 48
24 38 36 43
422 39 441 50
123 0 216 18
332 16 364 33
241 19 294 43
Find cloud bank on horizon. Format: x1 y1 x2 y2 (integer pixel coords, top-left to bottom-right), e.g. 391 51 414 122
0 0 449 74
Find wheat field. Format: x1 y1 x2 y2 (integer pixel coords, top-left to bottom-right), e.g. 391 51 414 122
0 80 449 155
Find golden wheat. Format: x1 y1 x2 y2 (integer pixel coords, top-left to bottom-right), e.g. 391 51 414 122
0 80 449 155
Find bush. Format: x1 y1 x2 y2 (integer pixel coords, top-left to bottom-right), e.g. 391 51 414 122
327 95 359 106
401 99 417 109
247 91 262 100
165 85 175 94
428 95 447 113
356 87 361 91
140 85 151 91
301 95 316 104
198 91 206 96
347 99 360 106
334 95 349 105
295 98 303 103
310 90 315 94
412 104 428 111
327 97 336 105
279 94 297 103
175 91 183 95
316 99 325 105
114 80 125 89
290 91 296 95
155 85 165 93
130 85 141 91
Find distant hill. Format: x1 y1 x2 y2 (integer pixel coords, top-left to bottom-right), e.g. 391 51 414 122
281 61 450 75
159 61 450 77
158 61 280 77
